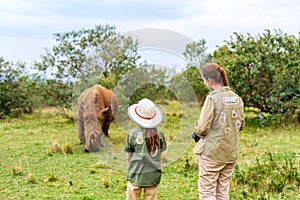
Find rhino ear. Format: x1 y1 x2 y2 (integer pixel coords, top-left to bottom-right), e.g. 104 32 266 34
100 107 110 114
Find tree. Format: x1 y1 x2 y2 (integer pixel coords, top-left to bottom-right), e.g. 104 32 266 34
34 24 141 110
183 39 213 69
35 24 140 87
213 29 300 122
114 63 172 101
0 57 41 118
171 66 208 104
171 39 212 104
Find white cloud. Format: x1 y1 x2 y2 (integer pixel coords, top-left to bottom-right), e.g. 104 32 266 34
0 0 299 62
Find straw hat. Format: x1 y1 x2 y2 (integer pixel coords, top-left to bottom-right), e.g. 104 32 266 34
128 98 164 128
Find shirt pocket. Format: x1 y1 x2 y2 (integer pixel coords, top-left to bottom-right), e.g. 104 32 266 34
193 138 205 155
134 143 143 153
129 142 144 162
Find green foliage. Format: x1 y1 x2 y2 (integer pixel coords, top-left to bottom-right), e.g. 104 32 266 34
39 79 73 109
35 24 140 86
127 64 173 104
0 57 42 118
31 24 141 113
171 66 208 104
174 39 212 104
113 64 175 121
183 39 213 68
232 152 299 199
213 29 300 122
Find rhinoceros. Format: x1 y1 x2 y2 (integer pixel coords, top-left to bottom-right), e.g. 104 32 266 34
77 84 118 152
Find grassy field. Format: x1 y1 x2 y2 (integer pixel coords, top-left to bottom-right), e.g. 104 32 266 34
0 102 299 200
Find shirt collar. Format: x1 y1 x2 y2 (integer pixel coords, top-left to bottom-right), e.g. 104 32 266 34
209 86 231 95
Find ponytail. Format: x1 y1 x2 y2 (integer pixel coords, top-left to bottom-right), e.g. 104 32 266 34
217 66 229 86
202 63 229 86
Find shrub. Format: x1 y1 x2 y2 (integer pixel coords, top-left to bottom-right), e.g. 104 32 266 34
214 29 300 123
0 58 44 118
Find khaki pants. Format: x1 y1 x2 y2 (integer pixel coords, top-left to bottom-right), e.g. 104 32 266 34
126 181 158 200
198 155 235 200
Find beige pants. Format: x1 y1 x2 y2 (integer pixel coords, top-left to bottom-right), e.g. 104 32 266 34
198 155 235 200
126 181 158 200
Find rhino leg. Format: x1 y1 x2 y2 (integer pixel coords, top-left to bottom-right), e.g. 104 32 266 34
77 110 85 144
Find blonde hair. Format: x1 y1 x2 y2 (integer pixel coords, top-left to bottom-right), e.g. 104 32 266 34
201 63 229 86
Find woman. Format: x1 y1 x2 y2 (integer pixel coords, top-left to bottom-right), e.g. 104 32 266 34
192 63 245 199
124 98 167 200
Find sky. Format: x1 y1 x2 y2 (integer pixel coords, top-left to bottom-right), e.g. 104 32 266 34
0 0 299 65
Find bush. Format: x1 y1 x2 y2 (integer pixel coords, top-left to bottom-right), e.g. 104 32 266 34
214 29 300 123
0 58 41 118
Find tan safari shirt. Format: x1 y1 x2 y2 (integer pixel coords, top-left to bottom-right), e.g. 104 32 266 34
193 86 245 163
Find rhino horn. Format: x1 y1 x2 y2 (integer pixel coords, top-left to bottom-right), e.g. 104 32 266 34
100 107 110 113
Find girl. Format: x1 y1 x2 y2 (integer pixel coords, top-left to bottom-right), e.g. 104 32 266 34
124 98 167 200
192 63 245 199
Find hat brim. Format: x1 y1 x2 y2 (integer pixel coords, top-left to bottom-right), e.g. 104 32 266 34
128 104 164 128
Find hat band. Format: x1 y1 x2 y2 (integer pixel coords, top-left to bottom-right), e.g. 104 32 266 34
135 107 156 120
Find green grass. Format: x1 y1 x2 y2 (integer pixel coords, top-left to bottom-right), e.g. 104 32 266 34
0 104 299 200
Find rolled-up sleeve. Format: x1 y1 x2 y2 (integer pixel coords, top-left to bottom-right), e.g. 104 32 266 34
159 132 167 152
194 96 214 136
124 134 134 152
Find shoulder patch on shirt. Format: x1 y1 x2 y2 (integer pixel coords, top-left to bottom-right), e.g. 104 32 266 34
232 109 238 118
236 120 241 129
136 132 144 145
218 112 226 125
222 96 239 105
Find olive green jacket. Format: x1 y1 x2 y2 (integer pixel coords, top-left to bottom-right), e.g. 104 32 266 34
193 86 245 163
